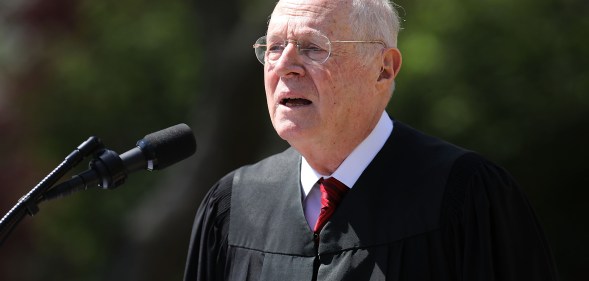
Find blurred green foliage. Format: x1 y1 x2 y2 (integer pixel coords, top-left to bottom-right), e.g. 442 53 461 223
33 0 201 147
1 0 587 280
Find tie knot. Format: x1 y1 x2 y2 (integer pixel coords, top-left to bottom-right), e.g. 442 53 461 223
319 177 349 202
314 177 349 233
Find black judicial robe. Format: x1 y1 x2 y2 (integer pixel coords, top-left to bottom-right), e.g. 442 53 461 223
184 121 559 281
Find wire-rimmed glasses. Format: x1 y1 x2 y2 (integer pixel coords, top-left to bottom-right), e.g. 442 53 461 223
253 33 386 65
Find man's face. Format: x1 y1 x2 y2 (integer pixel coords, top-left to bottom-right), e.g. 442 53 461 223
264 0 386 150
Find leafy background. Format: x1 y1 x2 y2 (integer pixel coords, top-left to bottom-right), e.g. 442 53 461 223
1 0 587 280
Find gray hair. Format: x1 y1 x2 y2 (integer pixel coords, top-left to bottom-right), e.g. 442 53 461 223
348 0 401 70
350 0 401 48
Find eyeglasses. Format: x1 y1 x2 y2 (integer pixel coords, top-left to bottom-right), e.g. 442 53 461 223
253 33 386 65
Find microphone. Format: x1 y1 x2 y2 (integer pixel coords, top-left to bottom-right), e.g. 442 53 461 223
41 124 196 201
122 123 197 172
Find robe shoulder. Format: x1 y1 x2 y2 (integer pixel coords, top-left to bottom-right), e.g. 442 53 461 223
184 148 301 281
441 153 560 281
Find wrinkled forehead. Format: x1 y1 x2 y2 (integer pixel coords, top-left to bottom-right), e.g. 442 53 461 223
268 0 353 38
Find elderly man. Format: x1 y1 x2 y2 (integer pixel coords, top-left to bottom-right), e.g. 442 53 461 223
183 0 559 280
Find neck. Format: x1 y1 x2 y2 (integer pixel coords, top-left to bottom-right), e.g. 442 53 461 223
293 114 382 175
298 142 355 175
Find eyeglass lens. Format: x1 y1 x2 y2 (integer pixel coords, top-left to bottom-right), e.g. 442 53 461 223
253 34 332 65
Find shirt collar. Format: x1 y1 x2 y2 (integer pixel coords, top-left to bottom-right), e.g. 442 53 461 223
300 111 393 196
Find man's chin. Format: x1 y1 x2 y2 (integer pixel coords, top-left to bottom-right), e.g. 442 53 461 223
273 122 311 142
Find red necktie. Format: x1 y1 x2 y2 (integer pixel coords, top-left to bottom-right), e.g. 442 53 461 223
313 177 349 233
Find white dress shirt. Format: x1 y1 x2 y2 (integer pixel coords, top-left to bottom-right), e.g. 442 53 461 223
300 111 393 229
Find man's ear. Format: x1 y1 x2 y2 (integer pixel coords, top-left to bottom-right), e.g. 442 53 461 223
378 47 402 82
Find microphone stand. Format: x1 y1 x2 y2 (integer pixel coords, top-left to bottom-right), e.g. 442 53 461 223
0 136 103 247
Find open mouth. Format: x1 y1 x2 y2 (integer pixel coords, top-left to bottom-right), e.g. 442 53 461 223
280 98 312 107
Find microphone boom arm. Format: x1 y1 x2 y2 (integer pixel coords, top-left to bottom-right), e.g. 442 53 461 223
0 136 104 247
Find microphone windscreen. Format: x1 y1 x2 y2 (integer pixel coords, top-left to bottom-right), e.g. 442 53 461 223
139 123 197 170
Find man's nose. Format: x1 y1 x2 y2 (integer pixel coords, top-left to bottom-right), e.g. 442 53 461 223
272 43 305 77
